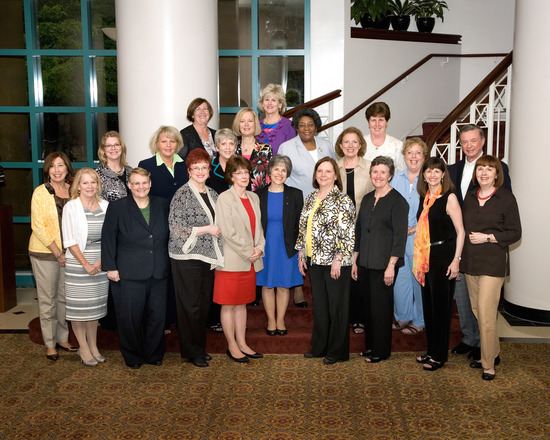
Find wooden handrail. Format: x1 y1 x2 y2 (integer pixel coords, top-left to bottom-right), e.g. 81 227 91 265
426 51 513 148
282 89 342 119
319 53 509 132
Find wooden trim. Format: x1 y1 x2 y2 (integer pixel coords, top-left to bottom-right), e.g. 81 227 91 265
283 89 342 119
351 27 462 45
320 53 509 132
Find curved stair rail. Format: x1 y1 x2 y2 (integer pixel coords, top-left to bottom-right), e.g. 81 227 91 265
426 52 513 164
318 53 509 133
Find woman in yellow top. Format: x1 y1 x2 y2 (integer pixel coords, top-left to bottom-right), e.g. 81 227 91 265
296 157 355 364
29 152 77 361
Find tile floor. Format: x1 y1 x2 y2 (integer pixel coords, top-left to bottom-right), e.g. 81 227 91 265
1 289 550 342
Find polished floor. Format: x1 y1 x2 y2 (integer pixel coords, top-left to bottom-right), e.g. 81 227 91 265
1 288 550 343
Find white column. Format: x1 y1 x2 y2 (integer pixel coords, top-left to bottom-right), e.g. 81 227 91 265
115 0 219 166
505 0 550 320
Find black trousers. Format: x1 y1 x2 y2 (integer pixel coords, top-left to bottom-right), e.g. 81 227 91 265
360 267 395 359
308 264 351 361
422 268 456 363
111 277 167 365
171 259 214 359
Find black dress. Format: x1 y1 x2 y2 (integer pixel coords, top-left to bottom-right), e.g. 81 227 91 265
419 192 457 363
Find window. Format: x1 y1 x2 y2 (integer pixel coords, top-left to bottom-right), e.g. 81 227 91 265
0 0 117 282
218 0 309 127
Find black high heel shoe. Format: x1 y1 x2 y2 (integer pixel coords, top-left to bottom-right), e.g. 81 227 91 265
46 353 59 361
226 349 249 363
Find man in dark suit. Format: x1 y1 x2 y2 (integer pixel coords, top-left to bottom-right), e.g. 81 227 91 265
101 168 171 369
448 124 512 360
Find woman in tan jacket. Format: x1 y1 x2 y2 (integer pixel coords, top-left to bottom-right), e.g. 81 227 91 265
213 156 265 363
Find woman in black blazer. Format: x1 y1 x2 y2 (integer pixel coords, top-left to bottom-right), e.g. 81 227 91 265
179 98 217 161
255 155 303 335
138 125 188 202
352 156 408 364
101 168 171 369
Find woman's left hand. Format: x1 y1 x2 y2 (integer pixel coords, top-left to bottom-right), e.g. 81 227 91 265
446 258 460 279
469 232 492 244
249 247 262 263
331 259 341 280
384 265 395 286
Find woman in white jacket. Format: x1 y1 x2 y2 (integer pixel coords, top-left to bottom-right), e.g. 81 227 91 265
62 168 109 367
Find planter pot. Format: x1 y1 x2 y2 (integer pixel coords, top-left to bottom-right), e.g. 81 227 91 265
416 17 435 33
391 15 411 31
360 14 391 30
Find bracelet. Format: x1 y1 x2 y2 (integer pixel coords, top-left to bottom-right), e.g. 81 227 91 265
455 256 461 261
389 261 396 266
486 234 491 242
54 253 62 259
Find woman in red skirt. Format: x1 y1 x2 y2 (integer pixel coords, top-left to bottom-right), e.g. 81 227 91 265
214 156 266 362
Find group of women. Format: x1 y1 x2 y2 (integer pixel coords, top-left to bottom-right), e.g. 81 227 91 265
29 89 521 380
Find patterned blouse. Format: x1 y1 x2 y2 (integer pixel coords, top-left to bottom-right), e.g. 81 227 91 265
168 182 224 269
96 164 133 202
236 140 272 191
296 186 355 266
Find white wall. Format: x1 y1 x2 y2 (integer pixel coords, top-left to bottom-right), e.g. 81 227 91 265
317 0 516 141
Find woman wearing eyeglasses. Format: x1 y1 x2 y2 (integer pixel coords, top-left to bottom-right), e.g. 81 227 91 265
96 131 133 331
214 156 265 363
96 131 133 202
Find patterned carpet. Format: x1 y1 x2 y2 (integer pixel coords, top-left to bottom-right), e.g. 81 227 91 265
1 334 550 439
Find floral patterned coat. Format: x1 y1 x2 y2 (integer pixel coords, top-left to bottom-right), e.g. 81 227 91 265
236 140 272 191
295 186 355 266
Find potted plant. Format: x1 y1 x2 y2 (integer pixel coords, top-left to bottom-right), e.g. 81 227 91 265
388 0 414 31
411 0 449 33
351 0 392 30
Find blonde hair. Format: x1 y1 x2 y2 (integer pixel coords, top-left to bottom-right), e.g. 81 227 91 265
149 126 184 155
98 131 128 166
70 168 103 201
232 108 262 136
257 83 287 114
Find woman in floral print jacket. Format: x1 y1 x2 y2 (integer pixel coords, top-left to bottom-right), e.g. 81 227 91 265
296 157 355 365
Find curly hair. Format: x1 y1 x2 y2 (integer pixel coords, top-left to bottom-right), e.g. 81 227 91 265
292 107 322 132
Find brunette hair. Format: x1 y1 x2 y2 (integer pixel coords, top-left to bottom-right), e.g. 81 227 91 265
472 155 504 188
224 155 252 185
334 127 367 157
70 168 102 201
417 157 455 198
186 98 214 123
312 157 343 191
365 102 391 121
97 131 128 166
43 152 73 183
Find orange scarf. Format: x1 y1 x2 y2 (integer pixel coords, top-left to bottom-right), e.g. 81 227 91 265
413 186 442 286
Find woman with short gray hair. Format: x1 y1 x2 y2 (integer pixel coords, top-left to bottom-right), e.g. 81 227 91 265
255 155 303 335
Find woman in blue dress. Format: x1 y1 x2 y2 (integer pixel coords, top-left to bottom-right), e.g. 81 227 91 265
255 155 303 335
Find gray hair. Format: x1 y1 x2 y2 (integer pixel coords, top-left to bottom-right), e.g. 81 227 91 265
268 154 293 178
370 156 395 177
459 124 485 140
215 128 238 147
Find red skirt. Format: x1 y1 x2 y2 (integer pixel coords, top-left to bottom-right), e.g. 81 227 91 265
213 266 256 305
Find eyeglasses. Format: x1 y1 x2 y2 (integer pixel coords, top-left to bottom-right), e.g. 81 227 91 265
190 166 209 172
105 143 121 149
